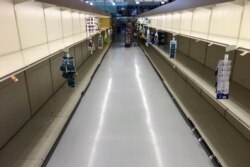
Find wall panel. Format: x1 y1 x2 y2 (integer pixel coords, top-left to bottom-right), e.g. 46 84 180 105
232 52 250 89
238 1 250 49
74 44 83 69
172 12 181 33
161 15 166 29
191 7 211 39
177 36 190 55
82 40 88 61
44 6 63 42
180 11 193 35
26 60 53 114
80 13 86 33
0 0 20 56
208 2 243 45
189 40 207 64
50 53 65 91
61 10 73 37
72 11 81 35
0 72 30 148
15 1 47 49
157 15 162 27
165 14 173 31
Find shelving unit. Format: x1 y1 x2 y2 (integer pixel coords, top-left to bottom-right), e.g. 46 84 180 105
0 0 111 82
125 23 132 47
138 0 250 143
139 35 250 167
139 0 250 53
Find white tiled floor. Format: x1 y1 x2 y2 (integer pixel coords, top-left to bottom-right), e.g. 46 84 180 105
46 36 213 167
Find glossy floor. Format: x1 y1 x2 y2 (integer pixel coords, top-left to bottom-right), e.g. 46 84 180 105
46 36 213 167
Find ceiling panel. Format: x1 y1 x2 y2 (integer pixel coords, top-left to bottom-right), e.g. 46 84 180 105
138 0 233 17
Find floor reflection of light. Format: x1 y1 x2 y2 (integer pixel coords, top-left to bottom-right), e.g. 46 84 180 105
135 64 164 167
87 78 112 167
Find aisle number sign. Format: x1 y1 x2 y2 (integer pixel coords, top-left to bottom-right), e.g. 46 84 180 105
215 54 232 99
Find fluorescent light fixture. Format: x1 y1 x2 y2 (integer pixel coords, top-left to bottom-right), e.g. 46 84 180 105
136 1 140 4
90 2 93 5
161 1 165 4
85 0 89 3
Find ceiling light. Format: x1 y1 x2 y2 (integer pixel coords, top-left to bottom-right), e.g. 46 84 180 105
85 0 89 3
161 1 165 4
112 2 116 5
136 1 140 4
90 2 93 5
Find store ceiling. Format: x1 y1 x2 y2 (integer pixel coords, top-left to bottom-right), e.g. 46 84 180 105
138 0 234 17
93 0 169 5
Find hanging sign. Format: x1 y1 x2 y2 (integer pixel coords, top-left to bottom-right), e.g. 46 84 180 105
60 53 76 88
215 54 232 99
169 37 177 59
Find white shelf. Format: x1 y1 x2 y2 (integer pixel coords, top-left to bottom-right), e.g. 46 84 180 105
0 0 110 82
0 44 111 167
140 40 250 167
141 1 250 52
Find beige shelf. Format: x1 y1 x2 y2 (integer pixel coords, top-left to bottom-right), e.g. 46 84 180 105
0 29 109 83
140 40 250 167
142 1 250 52
149 41 250 135
0 44 110 167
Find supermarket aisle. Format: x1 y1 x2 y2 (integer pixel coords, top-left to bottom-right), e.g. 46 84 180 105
46 35 213 167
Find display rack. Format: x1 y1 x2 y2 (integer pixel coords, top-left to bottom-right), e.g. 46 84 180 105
125 23 132 47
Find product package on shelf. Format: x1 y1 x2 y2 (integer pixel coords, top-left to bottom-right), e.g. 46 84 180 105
104 30 108 45
88 38 95 55
125 23 132 47
86 17 100 33
60 53 76 88
169 37 177 59
215 54 232 99
154 31 159 45
158 32 166 45
98 34 103 49
145 28 151 47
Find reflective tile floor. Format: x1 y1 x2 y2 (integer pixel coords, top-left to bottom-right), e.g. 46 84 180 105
46 35 213 167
